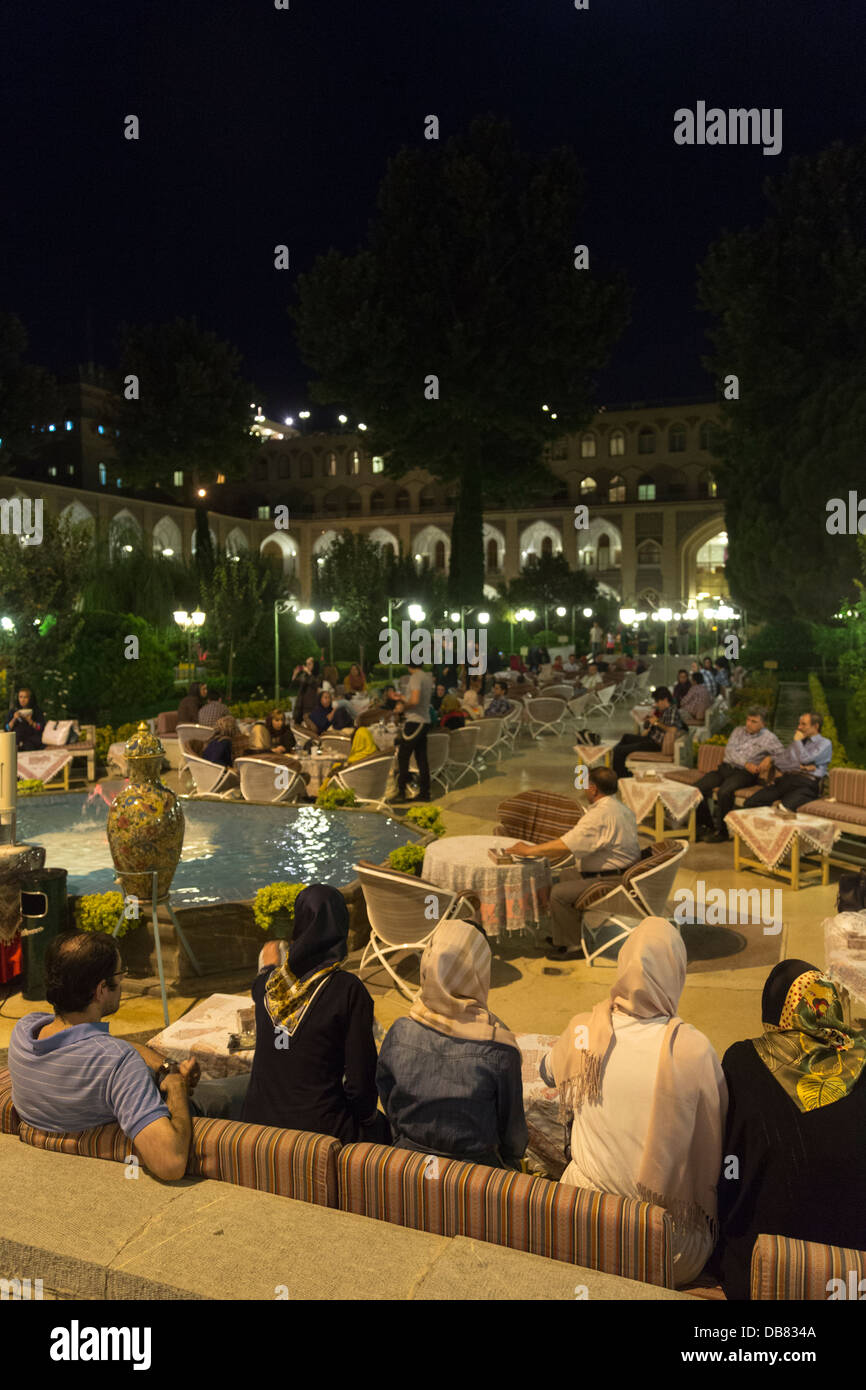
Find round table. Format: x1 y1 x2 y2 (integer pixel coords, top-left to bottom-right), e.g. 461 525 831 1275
296 750 338 797
371 723 400 751
421 834 552 938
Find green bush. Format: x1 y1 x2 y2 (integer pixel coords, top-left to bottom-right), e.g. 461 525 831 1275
94 722 140 766
252 882 306 933
387 843 426 875
808 674 851 767
65 612 175 725
229 699 274 720
530 630 560 647
315 784 358 808
74 891 140 939
404 804 445 836
741 620 819 671
17 779 45 795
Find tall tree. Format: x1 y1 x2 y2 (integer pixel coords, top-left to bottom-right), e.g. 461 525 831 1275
292 115 629 605
698 140 866 622
0 510 93 693
199 551 287 702
500 553 598 623
111 317 258 491
313 531 389 662
0 312 60 470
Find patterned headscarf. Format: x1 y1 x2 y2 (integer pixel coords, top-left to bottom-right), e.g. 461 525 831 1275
753 960 866 1111
264 885 348 1037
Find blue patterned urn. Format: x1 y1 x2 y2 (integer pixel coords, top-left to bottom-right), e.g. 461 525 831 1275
106 722 185 901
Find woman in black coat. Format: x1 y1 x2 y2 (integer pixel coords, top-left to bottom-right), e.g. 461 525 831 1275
5 685 45 751
242 885 389 1144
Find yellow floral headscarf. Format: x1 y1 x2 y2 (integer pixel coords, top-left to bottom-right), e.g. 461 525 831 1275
752 967 866 1112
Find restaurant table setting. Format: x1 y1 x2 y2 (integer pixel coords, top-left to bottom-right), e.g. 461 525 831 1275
421 833 552 937
725 805 841 889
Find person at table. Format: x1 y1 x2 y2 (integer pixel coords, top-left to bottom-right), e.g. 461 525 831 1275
393 659 432 803
242 885 387 1143
309 690 353 735
671 669 692 707
266 708 296 754
381 684 404 713
741 711 832 813
197 689 230 727
7 930 248 1181
610 686 686 779
695 706 785 842
5 685 45 751
201 715 237 767
713 656 731 691
484 680 513 717
460 675 484 718
376 919 527 1170
438 693 466 731
580 662 604 692
679 671 712 724
541 917 726 1288
506 768 640 961
700 656 718 697
431 681 448 716
562 652 580 675
176 680 206 725
711 959 866 1301
345 662 366 695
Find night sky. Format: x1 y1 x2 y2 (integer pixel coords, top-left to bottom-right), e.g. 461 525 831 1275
2 0 864 422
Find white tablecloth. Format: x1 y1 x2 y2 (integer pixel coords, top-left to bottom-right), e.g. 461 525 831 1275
573 741 617 768
296 751 338 795
422 834 551 937
371 724 400 751
619 775 702 826
725 807 841 869
16 749 73 782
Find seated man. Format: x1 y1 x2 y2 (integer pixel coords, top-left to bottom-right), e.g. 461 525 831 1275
580 662 604 692
506 768 640 961
561 652 579 674
679 671 712 725
695 706 784 842
742 711 832 812
484 679 513 717
611 686 686 778
197 690 231 726
700 657 719 697
8 931 249 1181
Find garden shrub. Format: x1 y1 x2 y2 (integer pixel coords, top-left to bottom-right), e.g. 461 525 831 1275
74 891 140 938
252 882 306 932
17 779 45 795
404 804 445 836
315 784 358 808
808 674 851 767
387 843 426 875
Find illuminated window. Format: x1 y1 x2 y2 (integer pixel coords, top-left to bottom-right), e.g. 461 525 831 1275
173 470 184 486
327 452 337 476
637 474 656 502
216 472 226 485
608 430 625 457
608 474 626 503
703 471 718 499
98 463 107 486
580 434 596 459
579 476 597 496
65 420 74 431
48 464 57 476
372 456 384 474
351 451 360 475
48 424 56 433
258 505 270 520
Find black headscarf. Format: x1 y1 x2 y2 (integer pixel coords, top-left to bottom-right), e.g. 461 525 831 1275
263 885 349 1034
761 958 818 1024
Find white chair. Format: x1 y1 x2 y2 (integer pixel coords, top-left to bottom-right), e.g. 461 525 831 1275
331 753 394 809
523 697 568 740
501 702 525 751
319 732 354 756
542 683 576 703
473 716 505 771
176 723 215 779
441 725 481 790
235 757 306 803
355 860 479 1000
580 840 688 965
584 685 616 720
426 730 450 795
611 672 638 706
184 753 239 797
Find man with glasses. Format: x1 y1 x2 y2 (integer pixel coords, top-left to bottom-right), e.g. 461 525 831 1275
8 930 248 1181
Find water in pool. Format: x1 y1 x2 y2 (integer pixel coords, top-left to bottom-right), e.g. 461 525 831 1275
15 794 420 904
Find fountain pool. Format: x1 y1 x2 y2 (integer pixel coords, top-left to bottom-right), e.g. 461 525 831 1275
15 794 420 905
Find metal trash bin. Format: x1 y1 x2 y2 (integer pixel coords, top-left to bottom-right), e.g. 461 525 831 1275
20 868 68 1002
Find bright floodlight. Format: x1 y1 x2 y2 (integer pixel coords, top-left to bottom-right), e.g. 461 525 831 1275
477 611 490 625
619 608 635 625
582 607 593 618
122 544 133 553
450 611 460 623
525 610 536 622
173 610 189 626
296 608 315 625
197 488 206 497
0 616 14 631
358 423 367 431
191 610 205 627
658 608 673 622
162 547 174 557
319 610 339 624
299 410 311 420
673 611 681 621
338 414 348 424
685 607 698 621
555 606 567 617
408 604 425 623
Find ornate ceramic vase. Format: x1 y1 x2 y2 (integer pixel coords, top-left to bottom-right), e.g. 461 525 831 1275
106 723 185 902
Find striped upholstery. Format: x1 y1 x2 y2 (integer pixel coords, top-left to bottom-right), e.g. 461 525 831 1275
799 800 866 827
494 791 583 843
187 1117 339 1205
0 1069 20 1134
667 742 725 784
337 1142 674 1288
573 877 622 911
621 841 679 888
829 768 866 808
750 1233 866 1300
18 1118 134 1162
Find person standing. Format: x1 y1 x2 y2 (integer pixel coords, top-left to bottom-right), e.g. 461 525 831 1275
589 621 603 658
393 660 433 803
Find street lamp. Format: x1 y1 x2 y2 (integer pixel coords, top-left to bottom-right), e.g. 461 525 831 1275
657 607 672 659
273 598 295 705
319 610 340 665
173 609 206 667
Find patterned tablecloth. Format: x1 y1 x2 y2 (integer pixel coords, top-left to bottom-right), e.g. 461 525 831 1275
16 749 73 783
822 913 866 1021
725 808 841 869
149 993 255 1077
296 751 338 796
619 775 702 826
421 834 552 936
573 741 617 768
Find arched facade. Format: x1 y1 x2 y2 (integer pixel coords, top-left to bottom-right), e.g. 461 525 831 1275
367 526 399 559
152 515 183 556
260 530 298 576
225 527 250 557
109 508 142 555
482 522 505 574
59 500 95 532
519 520 562 563
412 523 451 571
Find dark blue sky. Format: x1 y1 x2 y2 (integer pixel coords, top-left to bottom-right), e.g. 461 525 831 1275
2 0 864 422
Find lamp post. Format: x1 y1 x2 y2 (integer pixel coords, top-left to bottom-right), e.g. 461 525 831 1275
173 609 206 670
319 610 340 666
657 607 672 664
273 599 295 706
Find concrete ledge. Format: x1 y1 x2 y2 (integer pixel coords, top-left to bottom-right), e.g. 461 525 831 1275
0 1136 693 1301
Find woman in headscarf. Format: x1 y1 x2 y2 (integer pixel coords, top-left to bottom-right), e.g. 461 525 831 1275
346 663 366 694
201 715 237 767
5 685 45 751
438 693 466 731
712 959 866 1300
265 708 295 754
242 885 387 1142
309 691 353 735
541 917 726 1288
377 919 527 1169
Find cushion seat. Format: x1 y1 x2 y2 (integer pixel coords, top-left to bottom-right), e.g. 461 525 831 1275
797 800 866 828
628 750 673 763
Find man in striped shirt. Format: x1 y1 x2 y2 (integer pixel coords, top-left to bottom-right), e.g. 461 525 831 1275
8 931 247 1179
695 707 785 842
611 687 686 778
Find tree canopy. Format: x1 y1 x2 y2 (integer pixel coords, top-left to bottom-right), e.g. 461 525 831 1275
292 115 630 604
698 140 866 622
0 312 60 470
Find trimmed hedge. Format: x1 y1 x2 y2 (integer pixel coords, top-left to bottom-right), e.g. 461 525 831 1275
808 674 851 768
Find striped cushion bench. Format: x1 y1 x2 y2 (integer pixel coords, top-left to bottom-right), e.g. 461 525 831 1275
337 1142 674 1288
0 1068 20 1134
750 1233 866 1300
494 790 584 843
